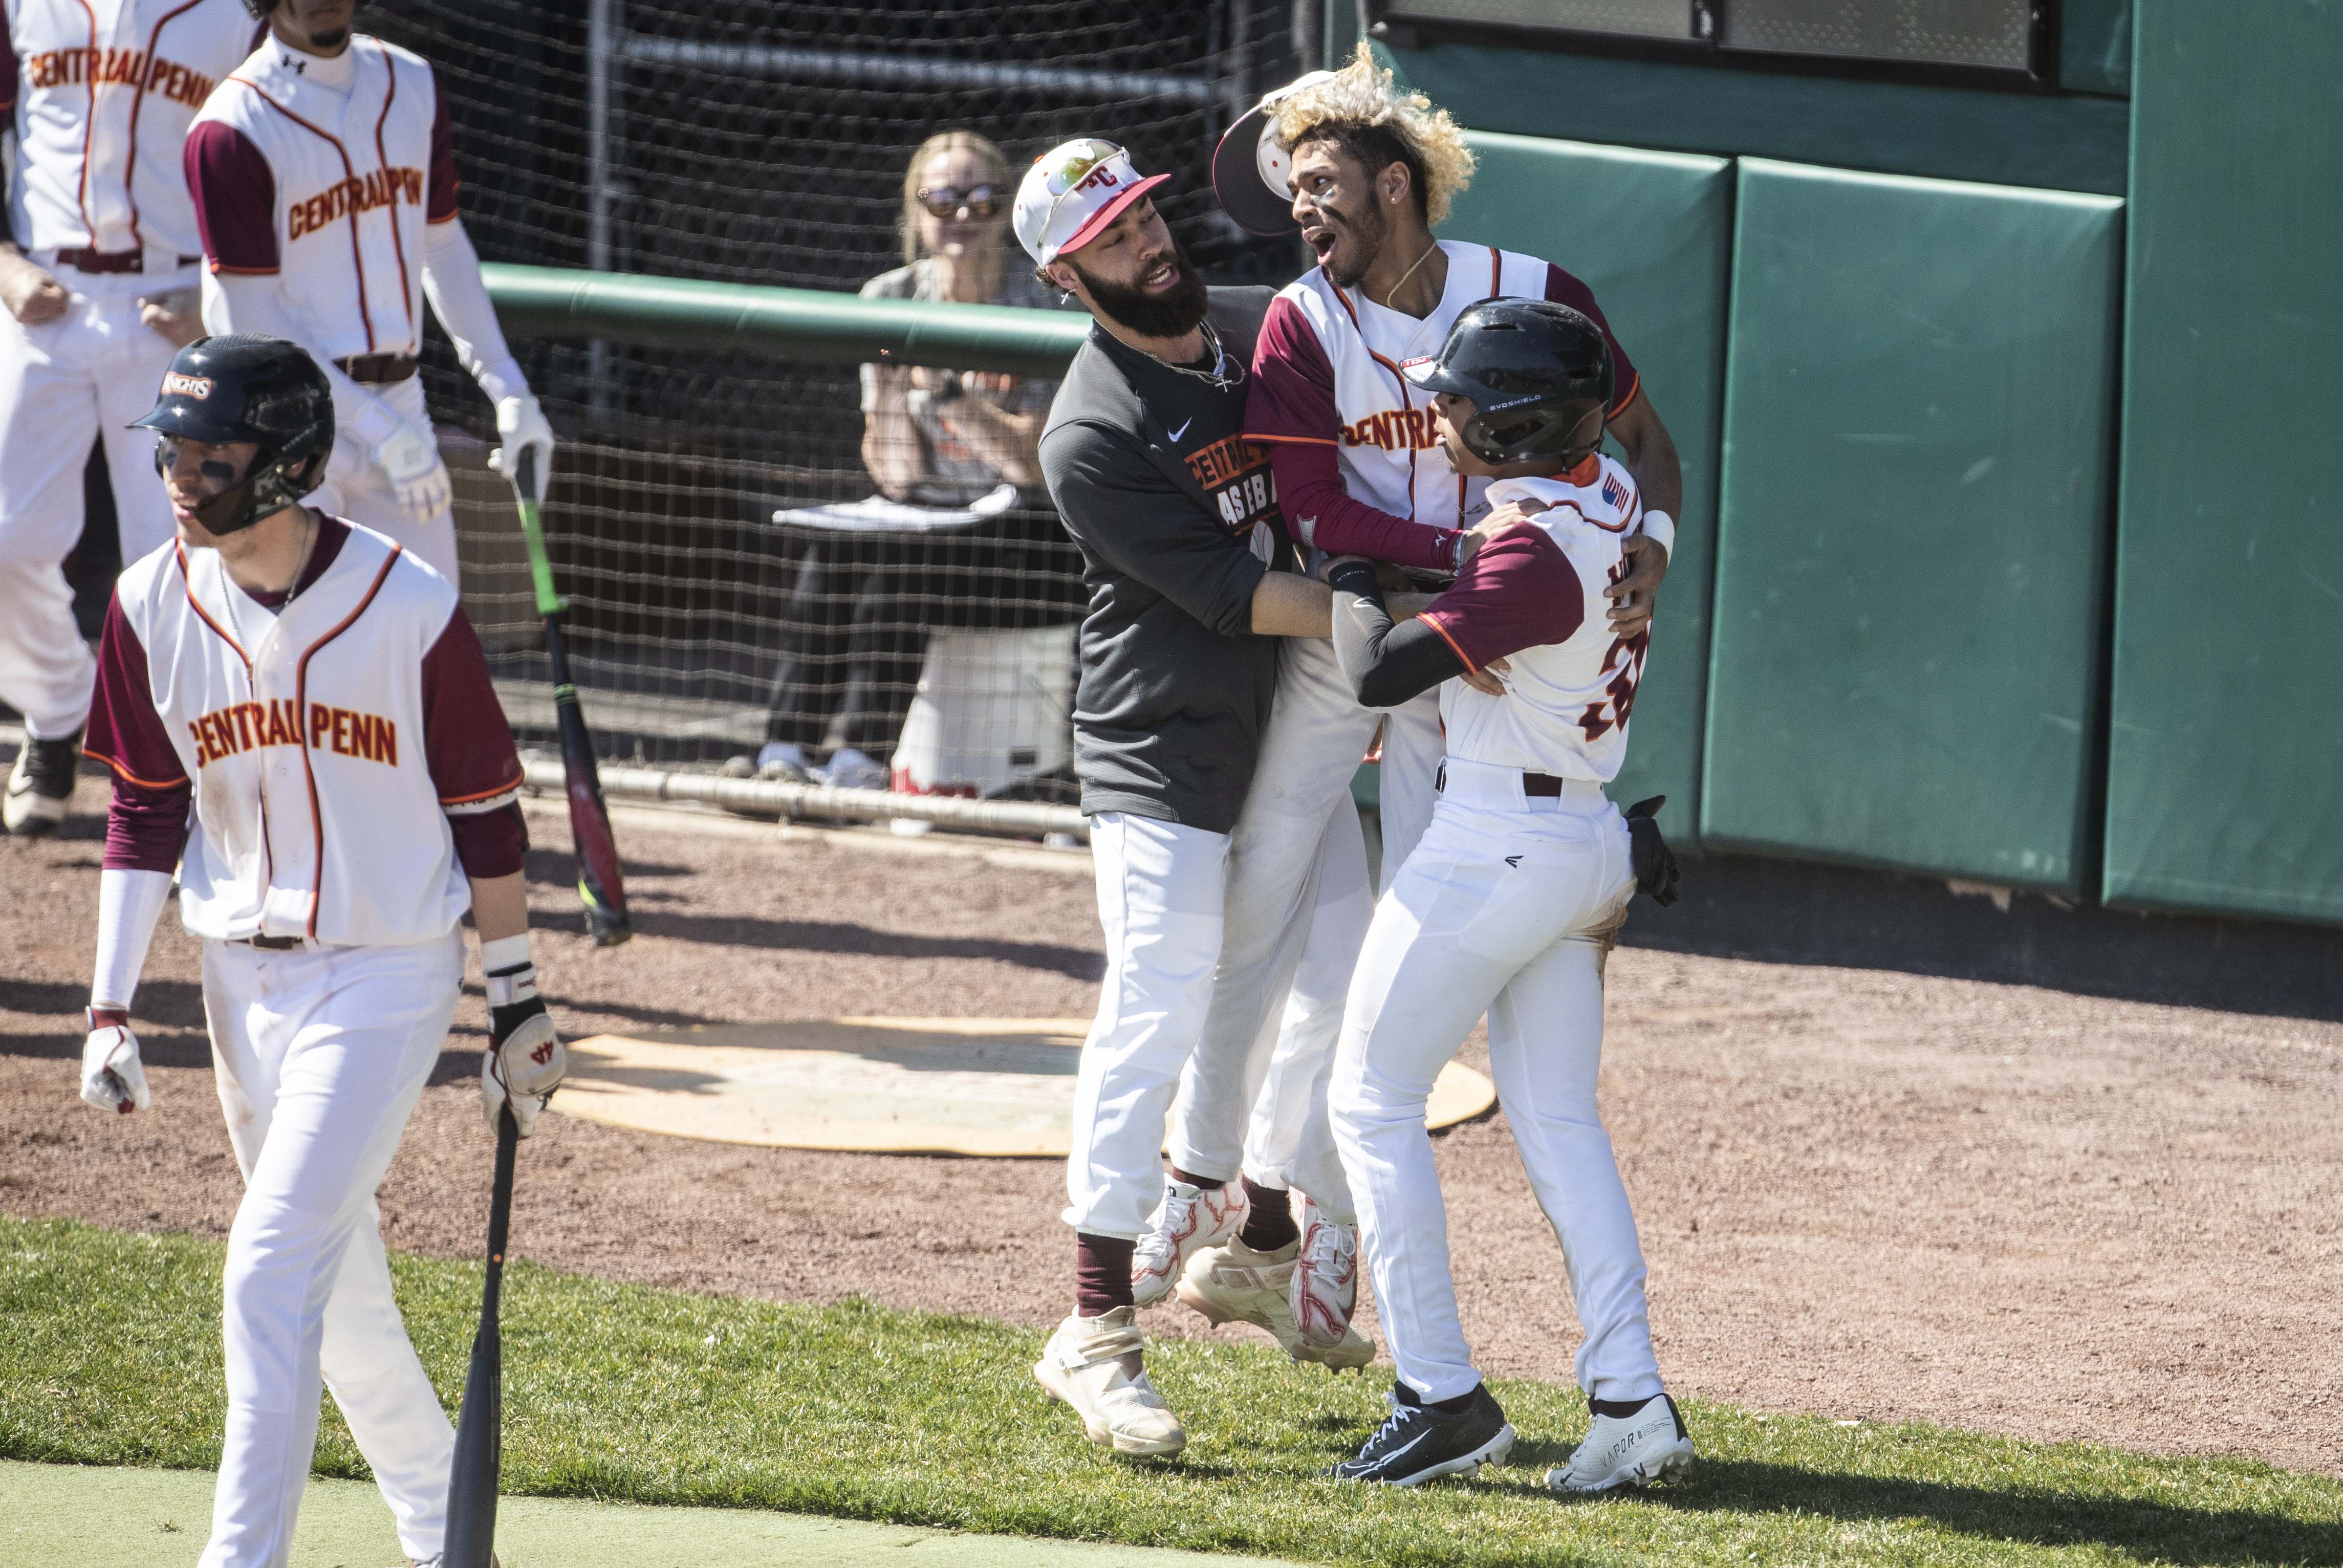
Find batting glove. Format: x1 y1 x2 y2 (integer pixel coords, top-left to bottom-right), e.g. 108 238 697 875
80 1010 153 1115
487 394 555 500
1624 796 1681 908
370 418 452 525
482 959 564 1138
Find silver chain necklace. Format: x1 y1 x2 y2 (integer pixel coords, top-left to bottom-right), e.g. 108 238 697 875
1142 317 1245 391
222 509 317 653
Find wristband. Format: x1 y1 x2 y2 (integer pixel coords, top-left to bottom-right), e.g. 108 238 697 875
481 933 536 1007
1639 509 1676 556
1325 559 1381 597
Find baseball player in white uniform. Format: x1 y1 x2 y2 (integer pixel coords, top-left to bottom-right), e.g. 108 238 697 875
1316 297 1693 1491
180 0 553 586
77 333 565 1568
1150 47 1686 1355
0 0 253 836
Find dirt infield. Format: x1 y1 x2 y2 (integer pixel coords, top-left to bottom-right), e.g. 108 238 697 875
4 795 2339 1476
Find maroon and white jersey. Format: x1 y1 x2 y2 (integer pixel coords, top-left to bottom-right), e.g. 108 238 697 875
183 32 456 361
1245 243 1639 572
1416 460 1650 783
1 0 253 256
84 518 525 946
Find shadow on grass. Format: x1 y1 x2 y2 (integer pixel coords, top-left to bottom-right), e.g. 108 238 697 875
1472 1456 2333 1567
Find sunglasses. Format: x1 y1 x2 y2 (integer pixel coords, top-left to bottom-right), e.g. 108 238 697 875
918 185 1002 219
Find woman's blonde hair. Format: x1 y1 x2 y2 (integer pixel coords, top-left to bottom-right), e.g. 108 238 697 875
900 129 1012 264
1272 43 1474 227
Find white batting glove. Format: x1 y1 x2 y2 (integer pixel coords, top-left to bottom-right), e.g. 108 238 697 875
481 959 564 1137
370 418 452 524
487 394 555 500
80 1014 152 1116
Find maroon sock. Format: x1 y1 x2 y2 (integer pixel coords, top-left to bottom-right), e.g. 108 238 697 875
1075 1232 1135 1317
1238 1176 1299 1252
1167 1166 1225 1190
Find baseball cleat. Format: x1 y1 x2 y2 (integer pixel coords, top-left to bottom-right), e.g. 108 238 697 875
1546 1393 1695 1494
1177 1237 1375 1371
3 728 82 837
1332 1381 1514 1486
1291 1199 1361 1351
1033 1305 1187 1458
1131 1177 1246 1308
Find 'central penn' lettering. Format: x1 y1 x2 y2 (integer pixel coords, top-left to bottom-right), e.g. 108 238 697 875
188 698 399 770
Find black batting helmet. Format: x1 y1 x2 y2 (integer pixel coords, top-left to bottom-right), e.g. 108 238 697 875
1401 298 1614 469
132 335 334 536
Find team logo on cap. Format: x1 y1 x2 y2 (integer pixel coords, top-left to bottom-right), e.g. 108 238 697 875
1040 139 1124 198
163 372 213 399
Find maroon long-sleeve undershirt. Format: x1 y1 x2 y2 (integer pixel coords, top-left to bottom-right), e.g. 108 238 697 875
1269 440 1462 572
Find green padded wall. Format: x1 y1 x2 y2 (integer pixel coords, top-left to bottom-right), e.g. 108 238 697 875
1703 160 2122 895
1439 133 1732 846
2101 3 2343 924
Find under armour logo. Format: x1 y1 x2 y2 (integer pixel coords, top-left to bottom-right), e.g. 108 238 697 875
1505 855 1523 868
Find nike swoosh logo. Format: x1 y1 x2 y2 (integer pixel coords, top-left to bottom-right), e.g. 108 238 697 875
1167 419 1193 442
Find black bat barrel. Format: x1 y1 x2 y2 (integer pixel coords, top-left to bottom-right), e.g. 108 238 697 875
444 1106 518 1568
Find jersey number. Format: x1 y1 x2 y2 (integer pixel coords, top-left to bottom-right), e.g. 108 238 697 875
1577 558 1650 741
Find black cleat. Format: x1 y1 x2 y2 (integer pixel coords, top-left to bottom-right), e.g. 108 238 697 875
4 728 83 837
1331 1381 1515 1486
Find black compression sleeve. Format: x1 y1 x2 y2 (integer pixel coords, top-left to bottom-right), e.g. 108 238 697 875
1327 563 1469 707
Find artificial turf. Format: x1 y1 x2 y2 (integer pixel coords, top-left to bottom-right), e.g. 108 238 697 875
2 1215 2335 1568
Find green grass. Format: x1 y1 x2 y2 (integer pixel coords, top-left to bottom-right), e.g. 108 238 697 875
3 1217 2337 1567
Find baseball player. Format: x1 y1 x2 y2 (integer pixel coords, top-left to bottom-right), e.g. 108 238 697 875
1017 136 1404 1460
1 0 255 836
180 0 554 585
1319 298 1693 1490
77 333 562 1567
1146 47 1688 1355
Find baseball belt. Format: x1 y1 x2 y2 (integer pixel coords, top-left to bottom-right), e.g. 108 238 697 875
52 247 203 274
1435 764 1572 797
335 353 419 384
235 934 304 950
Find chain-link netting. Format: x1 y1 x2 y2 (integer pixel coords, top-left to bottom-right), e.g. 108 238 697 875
362 0 1309 801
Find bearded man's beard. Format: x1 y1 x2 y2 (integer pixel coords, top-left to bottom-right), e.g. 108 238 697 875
1068 239 1210 341
1320 195 1389 290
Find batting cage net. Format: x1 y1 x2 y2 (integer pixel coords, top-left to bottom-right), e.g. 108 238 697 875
361 1 1312 804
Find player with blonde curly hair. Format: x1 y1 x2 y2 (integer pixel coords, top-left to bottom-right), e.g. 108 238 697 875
1136 50 1687 1474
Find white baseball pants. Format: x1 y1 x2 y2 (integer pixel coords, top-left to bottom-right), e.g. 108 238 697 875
1332 759 1664 1407
1065 812 1232 1239
1165 635 1441 1192
200 929 465 1568
311 375 460 585
0 260 187 737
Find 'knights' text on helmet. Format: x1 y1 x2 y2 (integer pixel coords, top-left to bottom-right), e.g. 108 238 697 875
131 335 335 537
1400 298 1613 469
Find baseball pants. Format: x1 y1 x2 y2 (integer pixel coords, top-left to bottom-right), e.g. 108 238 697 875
200 929 466 1568
312 375 461 586
1065 812 1232 1240
0 259 187 737
1165 634 1439 1195
1331 758 1664 1408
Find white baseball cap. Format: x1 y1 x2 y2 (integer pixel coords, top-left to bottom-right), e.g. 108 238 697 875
1211 71 1338 237
1014 139 1172 267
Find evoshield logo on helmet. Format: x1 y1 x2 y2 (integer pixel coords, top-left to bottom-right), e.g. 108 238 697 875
163 373 213 399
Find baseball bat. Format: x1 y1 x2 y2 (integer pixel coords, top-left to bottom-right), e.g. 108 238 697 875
444 1104 518 1568
510 446 631 946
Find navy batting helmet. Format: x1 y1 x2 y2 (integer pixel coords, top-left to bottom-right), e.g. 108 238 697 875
1401 298 1613 469
132 335 334 536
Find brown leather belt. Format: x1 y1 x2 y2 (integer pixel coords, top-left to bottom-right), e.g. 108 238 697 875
53 247 202 274
1436 765 1568 797
335 353 418 384
239 934 303 950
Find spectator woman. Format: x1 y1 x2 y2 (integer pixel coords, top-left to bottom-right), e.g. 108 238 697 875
750 131 1058 789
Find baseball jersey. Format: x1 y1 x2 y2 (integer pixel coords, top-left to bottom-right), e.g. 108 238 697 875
1 0 254 255
84 517 526 946
183 32 457 361
1416 459 1650 783
1246 243 1638 571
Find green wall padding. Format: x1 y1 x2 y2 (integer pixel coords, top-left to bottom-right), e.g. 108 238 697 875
1703 160 2122 895
1440 132 1732 846
2101 2 2343 925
